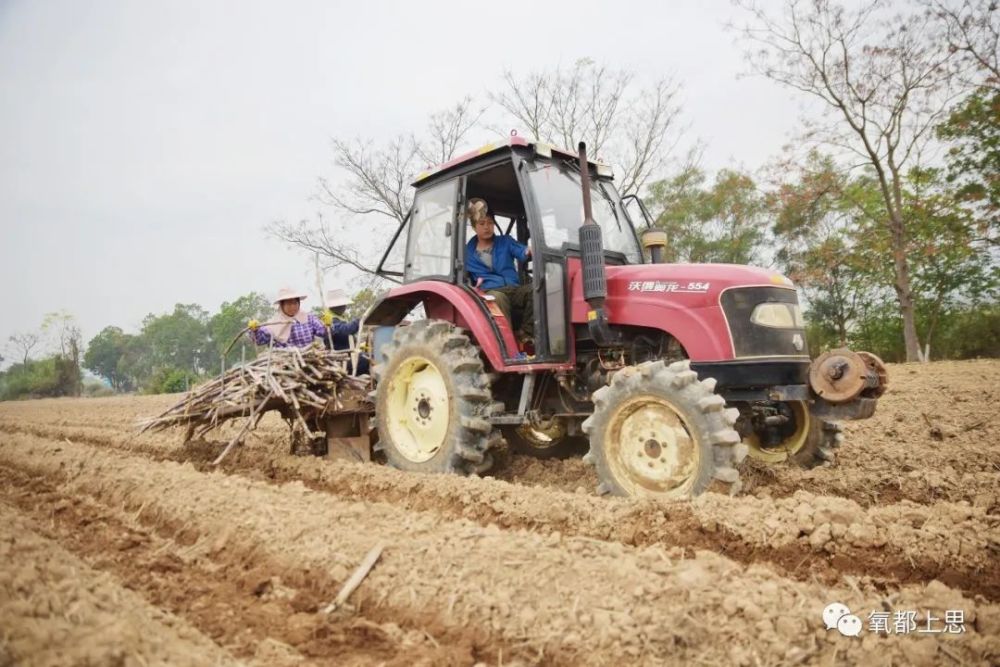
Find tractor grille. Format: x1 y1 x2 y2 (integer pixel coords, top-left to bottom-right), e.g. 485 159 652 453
720 287 809 358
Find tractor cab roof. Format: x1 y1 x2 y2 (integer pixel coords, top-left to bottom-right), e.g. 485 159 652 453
411 135 614 188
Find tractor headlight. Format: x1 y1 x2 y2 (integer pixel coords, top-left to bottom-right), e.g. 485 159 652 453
751 302 804 328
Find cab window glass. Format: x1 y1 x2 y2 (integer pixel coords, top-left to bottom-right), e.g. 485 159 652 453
405 181 457 281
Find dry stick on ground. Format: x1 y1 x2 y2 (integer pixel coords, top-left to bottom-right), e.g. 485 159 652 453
323 543 386 614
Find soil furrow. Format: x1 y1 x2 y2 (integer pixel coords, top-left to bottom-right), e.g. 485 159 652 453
2 419 998 602
1 432 997 666
0 464 480 667
0 502 239 667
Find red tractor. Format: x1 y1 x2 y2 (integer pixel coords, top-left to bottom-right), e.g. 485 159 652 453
362 137 886 499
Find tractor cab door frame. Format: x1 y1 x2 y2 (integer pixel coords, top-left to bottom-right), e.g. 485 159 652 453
514 157 571 362
375 209 410 280
458 155 572 365
376 151 573 368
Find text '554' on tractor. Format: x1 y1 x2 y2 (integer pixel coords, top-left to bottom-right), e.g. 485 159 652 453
362 137 888 499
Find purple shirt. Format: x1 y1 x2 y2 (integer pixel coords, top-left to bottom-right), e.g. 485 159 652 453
251 313 330 348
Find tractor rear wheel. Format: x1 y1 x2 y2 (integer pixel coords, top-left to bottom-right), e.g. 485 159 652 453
374 319 495 474
582 359 747 499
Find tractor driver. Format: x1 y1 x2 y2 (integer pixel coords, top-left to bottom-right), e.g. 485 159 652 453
464 198 534 348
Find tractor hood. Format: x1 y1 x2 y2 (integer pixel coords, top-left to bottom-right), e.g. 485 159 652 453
568 261 801 361
604 263 794 306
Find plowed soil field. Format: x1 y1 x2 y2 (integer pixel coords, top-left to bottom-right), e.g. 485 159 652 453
1 360 998 666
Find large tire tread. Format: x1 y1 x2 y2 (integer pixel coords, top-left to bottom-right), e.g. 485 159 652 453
791 419 844 469
374 320 495 475
582 359 747 499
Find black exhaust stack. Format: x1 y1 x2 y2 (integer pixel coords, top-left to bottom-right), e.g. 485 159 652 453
577 142 617 345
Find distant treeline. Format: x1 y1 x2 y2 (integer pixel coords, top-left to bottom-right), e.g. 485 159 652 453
644 157 999 363
0 290 379 400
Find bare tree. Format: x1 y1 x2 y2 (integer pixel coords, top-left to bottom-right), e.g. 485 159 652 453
735 0 960 361
491 59 684 194
494 70 549 141
40 311 83 396
41 311 81 357
317 135 419 223
269 98 483 280
273 65 684 286
929 0 1000 87
8 332 41 366
417 96 486 166
617 79 687 195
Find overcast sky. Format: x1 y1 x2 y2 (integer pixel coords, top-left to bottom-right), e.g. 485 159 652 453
0 0 805 362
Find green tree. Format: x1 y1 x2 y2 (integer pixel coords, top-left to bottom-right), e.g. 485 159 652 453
771 154 998 360
138 304 212 375
40 311 82 397
737 0 961 361
938 88 1000 237
117 335 153 390
646 167 768 265
903 166 999 356
0 357 82 400
347 287 384 319
84 326 135 391
770 156 888 348
144 366 199 395
208 292 272 365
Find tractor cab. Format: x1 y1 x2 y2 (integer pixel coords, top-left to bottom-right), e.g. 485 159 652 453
374 136 643 365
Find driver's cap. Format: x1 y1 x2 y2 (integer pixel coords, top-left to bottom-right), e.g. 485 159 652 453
466 198 488 225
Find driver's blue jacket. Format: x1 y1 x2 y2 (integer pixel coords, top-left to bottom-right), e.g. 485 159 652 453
465 235 529 291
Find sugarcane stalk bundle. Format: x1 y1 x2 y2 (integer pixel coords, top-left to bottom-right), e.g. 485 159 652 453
137 346 370 463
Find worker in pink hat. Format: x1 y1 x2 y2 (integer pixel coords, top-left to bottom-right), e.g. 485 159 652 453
247 287 334 348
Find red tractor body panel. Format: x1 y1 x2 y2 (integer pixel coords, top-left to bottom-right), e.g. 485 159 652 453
568 260 793 362
375 282 575 373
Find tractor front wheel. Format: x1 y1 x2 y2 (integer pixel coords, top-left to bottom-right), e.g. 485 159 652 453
792 418 844 468
741 400 843 469
582 360 747 499
374 320 495 474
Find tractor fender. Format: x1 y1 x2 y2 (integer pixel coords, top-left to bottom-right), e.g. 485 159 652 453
365 282 509 370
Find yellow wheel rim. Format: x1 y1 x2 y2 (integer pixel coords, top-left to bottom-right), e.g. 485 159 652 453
745 401 810 463
516 418 566 451
604 395 699 497
384 355 449 463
